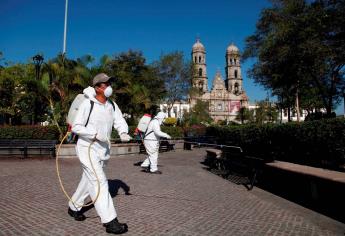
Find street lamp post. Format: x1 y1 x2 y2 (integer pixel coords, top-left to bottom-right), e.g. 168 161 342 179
63 0 69 55
32 54 44 80
32 55 44 124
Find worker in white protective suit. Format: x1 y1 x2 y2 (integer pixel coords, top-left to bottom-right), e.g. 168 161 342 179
68 73 131 235
140 112 171 174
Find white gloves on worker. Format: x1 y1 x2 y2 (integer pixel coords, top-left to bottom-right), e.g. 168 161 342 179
120 133 132 142
164 134 172 139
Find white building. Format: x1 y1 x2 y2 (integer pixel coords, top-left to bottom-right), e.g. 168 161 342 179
159 101 190 119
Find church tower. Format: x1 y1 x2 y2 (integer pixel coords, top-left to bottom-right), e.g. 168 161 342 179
225 43 242 95
191 38 208 93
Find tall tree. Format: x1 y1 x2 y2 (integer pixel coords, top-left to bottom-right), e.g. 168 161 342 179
154 51 193 117
182 99 212 126
0 63 48 125
41 54 91 138
101 50 165 123
235 107 255 124
254 100 279 124
243 0 345 117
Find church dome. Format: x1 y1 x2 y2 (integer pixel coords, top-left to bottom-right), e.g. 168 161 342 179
227 43 239 53
192 38 205 52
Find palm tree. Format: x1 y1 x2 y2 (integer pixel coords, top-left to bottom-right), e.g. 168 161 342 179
40 54 92 139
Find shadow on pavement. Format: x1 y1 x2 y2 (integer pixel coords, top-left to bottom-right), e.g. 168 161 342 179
80 179 131 214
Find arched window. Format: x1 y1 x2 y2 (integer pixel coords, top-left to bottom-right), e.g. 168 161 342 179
234 83 239 93
234 70 238 78
199 68 203 77
199 56 201 63
234 59 237 65
194 56 197 63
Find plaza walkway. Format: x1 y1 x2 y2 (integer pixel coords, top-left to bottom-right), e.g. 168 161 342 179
0 149 344 236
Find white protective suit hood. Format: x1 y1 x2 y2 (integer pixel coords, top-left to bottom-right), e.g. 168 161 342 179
155 112 167 125
83 86 98 103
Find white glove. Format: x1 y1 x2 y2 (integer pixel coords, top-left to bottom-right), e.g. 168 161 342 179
165 134 171 139
95 133 108 143
120 133 132 142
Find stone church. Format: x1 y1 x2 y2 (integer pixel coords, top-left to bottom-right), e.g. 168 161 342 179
190 38 249 122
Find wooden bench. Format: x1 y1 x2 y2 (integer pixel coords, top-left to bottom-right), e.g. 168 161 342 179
205 146 267 190
0 139 57 158
159 140 175 152
139 140 175 154
205 148 222 169
184 136 217 150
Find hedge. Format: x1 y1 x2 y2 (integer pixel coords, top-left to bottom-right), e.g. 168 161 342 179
111 125 184 141
0 125 184 142
0 125 60 140
206 118 345 171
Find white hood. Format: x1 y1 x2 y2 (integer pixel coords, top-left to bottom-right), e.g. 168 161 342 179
155 112 167 125
83 86 98 103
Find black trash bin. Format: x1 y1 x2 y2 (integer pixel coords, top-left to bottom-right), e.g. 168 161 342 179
184 136 192 150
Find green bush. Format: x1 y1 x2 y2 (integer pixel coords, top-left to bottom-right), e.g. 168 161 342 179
161 126 184 138
206 118 345 170
164 117 177 126
0 125 60 140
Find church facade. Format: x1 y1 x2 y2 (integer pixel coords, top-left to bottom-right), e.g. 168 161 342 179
190 39 249 122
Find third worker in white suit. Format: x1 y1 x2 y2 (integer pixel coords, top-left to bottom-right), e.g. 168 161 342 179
141 112 171 174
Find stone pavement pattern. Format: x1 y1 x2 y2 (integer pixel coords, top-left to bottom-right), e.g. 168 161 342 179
0 149 345 236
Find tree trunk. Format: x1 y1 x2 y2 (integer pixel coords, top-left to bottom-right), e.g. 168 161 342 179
296 87 300 122
48 97 63 140
325 74 336 116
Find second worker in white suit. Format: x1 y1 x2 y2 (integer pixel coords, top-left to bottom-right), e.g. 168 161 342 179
141 112 171 174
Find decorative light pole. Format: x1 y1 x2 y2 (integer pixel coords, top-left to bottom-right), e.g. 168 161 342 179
32 54 44 80
63 0 69 55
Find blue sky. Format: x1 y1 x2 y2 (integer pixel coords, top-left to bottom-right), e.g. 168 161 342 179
1 0 343 114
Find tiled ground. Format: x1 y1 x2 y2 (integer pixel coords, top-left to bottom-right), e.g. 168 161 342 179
0 149 344 235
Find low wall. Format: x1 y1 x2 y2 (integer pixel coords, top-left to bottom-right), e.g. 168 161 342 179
57 140 184 158
259 164 345 223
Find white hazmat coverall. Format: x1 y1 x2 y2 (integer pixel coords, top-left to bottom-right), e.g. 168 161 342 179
69 87 128 224
141 112 171 172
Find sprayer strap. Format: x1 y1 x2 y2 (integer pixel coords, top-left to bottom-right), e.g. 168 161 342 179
144 118 158 138
145 131 154 138
108 99 115 111
85 100 115 127
85 100 94 127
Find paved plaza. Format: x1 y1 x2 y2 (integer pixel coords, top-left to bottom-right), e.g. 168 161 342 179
0 148 345 236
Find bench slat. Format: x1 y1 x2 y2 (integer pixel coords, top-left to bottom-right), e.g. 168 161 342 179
0 139 56 158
